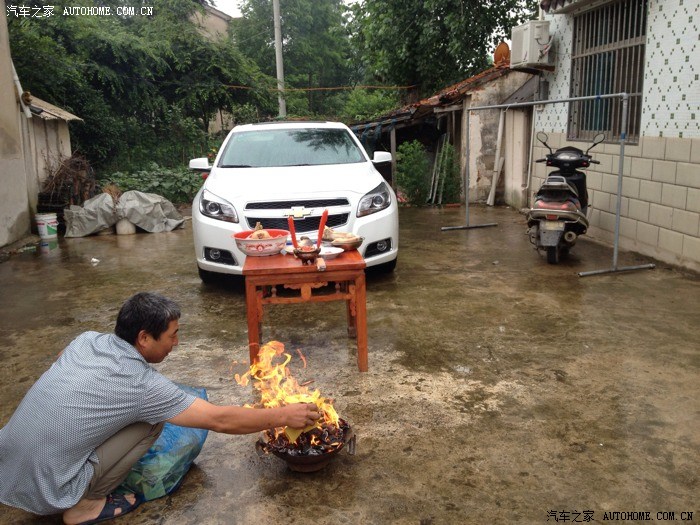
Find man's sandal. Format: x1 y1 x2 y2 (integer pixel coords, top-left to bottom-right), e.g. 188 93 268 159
76 494 143 525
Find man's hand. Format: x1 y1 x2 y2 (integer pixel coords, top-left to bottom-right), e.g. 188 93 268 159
284 402 321 429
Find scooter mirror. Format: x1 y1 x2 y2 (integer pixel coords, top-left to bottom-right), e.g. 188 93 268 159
586 133 606 153
536 131 552 153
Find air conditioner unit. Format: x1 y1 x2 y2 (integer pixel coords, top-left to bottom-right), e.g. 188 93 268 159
510 20 552 69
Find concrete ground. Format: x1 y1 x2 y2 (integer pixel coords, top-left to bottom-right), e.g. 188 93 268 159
0 206 698 525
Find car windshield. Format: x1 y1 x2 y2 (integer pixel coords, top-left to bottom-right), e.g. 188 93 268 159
218 128 365 168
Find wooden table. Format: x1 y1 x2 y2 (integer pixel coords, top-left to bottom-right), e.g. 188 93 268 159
242 250 368 372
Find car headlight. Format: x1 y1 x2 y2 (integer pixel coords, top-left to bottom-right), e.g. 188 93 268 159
199 189 238 223
357 182 391 217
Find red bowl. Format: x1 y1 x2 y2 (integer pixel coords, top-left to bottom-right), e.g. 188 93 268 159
233 229 289 256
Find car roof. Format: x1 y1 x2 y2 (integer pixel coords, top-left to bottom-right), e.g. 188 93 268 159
232 121 349 132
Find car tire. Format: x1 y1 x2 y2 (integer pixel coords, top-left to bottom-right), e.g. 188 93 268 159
374 258 397 273
198 266 220 284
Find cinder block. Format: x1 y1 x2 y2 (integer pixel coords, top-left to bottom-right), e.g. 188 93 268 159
665 137 692 162
636 222 659 246
628 199 650 221
649 203 674 229
595 153 614 173
630 157 654 180
682 234 700 264
661 184 688 209
642 136 666 160
640 180 663 203
672 209 700 236
658 228 684 254
651 160 677 184
676 162 700 189
691 138 700 164
598 210 616 232
602 173 619 194
622 177 640 198
586 171 602 191
687 188 700 213
620 216 637 238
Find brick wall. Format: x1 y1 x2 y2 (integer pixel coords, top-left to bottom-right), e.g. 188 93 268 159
531 134 700 272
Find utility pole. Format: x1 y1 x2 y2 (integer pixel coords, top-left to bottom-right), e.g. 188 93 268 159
272 0 286 118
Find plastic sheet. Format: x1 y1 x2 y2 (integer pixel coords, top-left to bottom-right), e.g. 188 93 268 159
116 385 208 501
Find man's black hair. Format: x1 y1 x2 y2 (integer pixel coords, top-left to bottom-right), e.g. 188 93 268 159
115 292 181 345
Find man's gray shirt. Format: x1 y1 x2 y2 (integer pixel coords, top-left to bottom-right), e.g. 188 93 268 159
0 331 195 515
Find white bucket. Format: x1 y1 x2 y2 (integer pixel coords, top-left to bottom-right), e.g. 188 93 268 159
35 213 58 239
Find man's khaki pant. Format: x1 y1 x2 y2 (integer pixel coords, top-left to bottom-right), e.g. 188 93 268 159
84 422 164 498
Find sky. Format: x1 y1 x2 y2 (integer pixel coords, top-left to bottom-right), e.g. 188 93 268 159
212 0 242 17
211 0 361 19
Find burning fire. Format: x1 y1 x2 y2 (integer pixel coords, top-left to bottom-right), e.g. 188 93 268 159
235 341 340 445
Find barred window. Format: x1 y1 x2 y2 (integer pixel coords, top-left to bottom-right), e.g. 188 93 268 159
568 0 647 143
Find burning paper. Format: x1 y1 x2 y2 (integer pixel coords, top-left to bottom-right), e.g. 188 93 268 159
235 341 340 443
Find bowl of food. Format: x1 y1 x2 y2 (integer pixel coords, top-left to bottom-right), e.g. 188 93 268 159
293 245 321 264
331 236 364 251
233 228 289 256
319 246 344 260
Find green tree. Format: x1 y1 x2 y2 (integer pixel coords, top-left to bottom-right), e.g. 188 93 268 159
8 0 270 170
353 0 539 96
395 140 431 205
237 0 352 116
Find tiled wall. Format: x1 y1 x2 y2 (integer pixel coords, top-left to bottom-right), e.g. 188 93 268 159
532 0 700 272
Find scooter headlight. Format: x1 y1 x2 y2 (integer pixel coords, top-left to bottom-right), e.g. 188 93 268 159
199 189 238 223
357 182 391 217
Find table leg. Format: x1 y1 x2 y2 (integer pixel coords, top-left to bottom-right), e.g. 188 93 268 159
245 278 261 365
346 283 357 338
354 273 368 372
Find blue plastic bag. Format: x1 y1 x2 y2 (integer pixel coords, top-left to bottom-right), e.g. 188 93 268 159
117 384 209 501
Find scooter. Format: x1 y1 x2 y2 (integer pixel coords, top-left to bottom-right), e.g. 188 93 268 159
527 132 605 264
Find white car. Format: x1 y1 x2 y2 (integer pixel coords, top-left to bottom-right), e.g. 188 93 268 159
189 121 399 282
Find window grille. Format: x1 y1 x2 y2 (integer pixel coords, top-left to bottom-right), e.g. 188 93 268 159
568 0 647 143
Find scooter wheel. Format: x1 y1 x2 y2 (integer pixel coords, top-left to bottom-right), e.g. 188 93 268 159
546 246 560 264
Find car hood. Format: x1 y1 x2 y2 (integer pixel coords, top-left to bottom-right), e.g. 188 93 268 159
203 162 383 202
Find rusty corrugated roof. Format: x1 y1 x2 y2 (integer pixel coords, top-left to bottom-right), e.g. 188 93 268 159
28 96 82 122
353 63 514 129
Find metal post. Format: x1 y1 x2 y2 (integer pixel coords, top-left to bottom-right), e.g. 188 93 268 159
272 0 286 118
578 93 655 276
442 100 498 231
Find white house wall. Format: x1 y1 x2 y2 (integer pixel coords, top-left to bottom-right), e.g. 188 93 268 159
535 0 700 272
0 11 30 247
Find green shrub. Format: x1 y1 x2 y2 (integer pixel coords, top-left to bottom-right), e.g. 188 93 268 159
395 140 431 205
99 163 204 205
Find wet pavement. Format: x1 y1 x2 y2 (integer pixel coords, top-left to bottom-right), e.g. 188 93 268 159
0 206 698 525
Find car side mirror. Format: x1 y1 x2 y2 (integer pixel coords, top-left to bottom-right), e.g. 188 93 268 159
372 151 392 164
189 158 211 171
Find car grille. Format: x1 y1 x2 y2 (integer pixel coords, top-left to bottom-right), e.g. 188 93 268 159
245 198 349 210
246 213 349 233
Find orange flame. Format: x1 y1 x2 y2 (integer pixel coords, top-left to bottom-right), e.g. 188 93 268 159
235 341 339 440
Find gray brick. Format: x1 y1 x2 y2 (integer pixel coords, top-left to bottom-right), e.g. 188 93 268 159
682 234 700 264
636 222 659 246
650 203 674 229
688 188 700 213
642 136 666 160
676 162 700 189
665 137 692 162
672 209 700 236
620 217 638 238
622 177 640 198
691 138 700 164
658 228 684 255
630 156 654 180
640 180 663 203
651 160 677 183
628 199 650 221
661 184 688 209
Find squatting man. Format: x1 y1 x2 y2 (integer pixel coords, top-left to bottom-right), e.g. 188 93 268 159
0 292 320 524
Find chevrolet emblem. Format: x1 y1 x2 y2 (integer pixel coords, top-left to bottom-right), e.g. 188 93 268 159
285 206 313 219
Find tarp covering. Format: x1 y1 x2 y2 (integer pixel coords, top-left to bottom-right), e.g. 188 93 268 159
63 190 185 237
